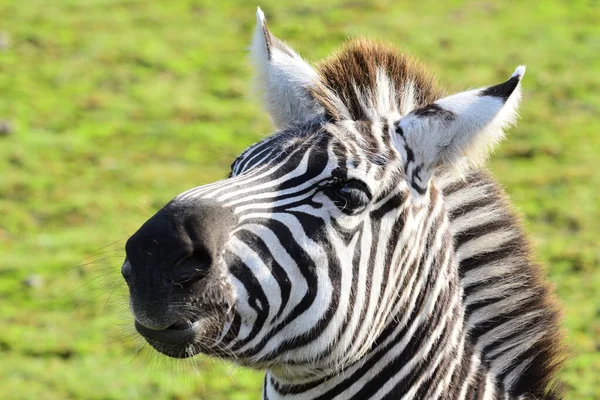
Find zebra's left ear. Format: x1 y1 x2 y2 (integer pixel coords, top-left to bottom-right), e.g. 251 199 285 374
250 7 324 129
394 66 525 194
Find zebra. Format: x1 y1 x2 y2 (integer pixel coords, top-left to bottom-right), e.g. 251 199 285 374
121 8 564 399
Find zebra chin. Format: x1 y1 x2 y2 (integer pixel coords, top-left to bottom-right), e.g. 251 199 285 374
134 313 231 359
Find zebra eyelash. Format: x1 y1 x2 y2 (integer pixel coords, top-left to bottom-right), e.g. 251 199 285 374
322 179 372 214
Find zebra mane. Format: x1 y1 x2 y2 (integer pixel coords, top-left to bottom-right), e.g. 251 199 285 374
314 39 445 121
316 40 566 397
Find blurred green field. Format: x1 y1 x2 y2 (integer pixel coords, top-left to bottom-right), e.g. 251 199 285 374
0 1 598 399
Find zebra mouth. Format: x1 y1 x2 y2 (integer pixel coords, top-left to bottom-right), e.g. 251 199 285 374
135 318 205 358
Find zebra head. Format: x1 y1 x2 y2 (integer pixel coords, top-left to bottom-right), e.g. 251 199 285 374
122 8 524 379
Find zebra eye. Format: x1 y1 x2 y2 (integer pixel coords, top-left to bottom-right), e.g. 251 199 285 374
325 180 372 214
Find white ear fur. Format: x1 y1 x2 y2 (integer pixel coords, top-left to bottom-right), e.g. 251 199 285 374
394 66 525 193
250 7 324 129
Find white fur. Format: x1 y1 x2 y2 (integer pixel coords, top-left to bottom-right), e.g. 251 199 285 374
395 67 525 188
251 7 324 128
399 80 416 116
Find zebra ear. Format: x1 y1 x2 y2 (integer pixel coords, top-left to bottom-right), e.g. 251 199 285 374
394 66 525 194
250 7 324 129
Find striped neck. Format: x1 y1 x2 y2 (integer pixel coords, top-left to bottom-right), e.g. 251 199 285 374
263 187 477 399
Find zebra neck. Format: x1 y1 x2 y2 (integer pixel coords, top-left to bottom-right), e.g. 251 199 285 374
263 203 475 399
263 288 470 399
263 277 512 399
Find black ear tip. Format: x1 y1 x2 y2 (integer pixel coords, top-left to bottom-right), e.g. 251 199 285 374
480 66 525 101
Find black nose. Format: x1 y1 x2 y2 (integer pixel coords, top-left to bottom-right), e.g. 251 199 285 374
124 200 235 287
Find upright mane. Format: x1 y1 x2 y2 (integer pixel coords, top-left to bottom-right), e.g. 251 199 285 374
315 39 444 120
315 39 566 398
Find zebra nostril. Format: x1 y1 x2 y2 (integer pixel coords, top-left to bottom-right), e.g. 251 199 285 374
173 253 211 287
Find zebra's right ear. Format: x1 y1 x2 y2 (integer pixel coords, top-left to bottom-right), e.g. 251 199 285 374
393 67 525 195
250 7 324 129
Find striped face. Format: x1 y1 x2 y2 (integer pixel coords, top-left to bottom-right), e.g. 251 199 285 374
135 119 411 372
212 121 406 369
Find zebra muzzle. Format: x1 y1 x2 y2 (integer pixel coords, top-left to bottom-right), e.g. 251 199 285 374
123 198 237 355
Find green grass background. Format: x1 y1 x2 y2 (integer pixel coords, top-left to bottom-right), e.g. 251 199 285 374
1 0 598 398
